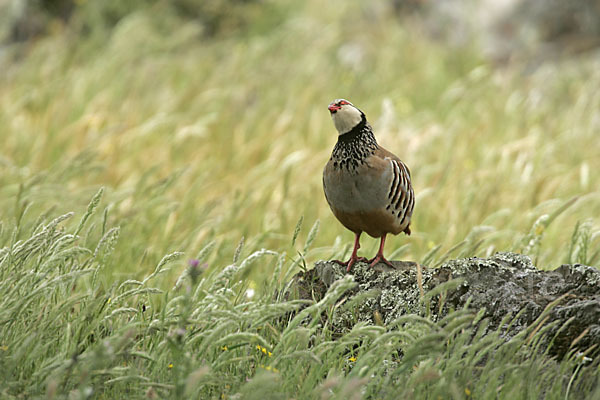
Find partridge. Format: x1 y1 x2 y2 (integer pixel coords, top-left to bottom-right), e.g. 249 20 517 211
323 99 414 272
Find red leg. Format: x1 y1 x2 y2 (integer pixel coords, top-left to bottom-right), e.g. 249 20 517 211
368 235 394 268
332 232 368 272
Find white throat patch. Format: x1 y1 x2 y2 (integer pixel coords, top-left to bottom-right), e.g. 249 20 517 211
332 105 363 134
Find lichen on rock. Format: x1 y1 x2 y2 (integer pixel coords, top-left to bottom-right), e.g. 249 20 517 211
287 252 600 358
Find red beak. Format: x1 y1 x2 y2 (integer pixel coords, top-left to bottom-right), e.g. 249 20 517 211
328 104 341 113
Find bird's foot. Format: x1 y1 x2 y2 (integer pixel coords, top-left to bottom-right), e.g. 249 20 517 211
368 254 395 268
332 257 369 272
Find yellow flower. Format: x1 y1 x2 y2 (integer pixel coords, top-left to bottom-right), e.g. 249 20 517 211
222 346 228 351
349 356 357 362
465 388 471 396
258 364 279 373
256 345 272 356
168 363 174 369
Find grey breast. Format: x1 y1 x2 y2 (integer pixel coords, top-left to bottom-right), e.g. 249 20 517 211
323 159 392 214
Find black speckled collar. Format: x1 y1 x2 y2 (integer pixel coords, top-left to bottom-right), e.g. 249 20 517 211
337 113 367 143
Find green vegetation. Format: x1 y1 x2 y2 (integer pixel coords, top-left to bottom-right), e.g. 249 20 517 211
0 1 598 398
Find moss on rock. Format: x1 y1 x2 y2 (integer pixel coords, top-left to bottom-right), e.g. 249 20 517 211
287 252 600 358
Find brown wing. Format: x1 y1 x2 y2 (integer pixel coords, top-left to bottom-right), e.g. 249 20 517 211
375 147 414 234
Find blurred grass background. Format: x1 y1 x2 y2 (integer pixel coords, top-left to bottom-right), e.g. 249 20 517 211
1 1 600 398
1 0 599 285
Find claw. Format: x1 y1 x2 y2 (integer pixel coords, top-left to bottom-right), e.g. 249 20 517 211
368 254 395 268
332 257 368 266
368 235 395 268
333 256 369 272
332 233 364 272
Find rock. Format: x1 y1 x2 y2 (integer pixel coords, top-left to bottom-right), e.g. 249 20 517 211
2 0 75 43
287 252 600 358
391 0 600 64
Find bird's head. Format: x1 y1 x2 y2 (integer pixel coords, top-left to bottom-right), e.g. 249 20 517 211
328 99 364 135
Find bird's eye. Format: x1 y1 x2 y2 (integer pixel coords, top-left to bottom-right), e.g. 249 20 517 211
339 100 349 105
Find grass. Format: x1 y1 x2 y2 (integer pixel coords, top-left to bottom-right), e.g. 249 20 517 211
0 199 598 398
0 0 599 398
